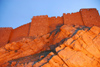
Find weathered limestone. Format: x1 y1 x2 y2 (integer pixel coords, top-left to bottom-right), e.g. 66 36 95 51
0 25 100 67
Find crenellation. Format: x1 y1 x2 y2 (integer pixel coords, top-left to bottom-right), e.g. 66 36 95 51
80 8 100 27
48 16 63 32
0 8 100 47
63 12 83 25
49 16 56 19
29 15 49 37
57 16 61 18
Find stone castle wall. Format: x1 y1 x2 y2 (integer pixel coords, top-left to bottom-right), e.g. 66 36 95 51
80 8 100 27
49 16 63 32
63 12 84 25
0 8 100 46
9 23 31 42
0 27 12 47
29 15 49 37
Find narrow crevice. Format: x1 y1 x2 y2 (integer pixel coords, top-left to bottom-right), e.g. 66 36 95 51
49 24 63 36
55 47 69 67
49 38 68 50
8 50 52 65
39 55 54 67
40 48 69 67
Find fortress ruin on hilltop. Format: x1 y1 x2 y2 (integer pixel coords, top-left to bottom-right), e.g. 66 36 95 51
0 8 100 47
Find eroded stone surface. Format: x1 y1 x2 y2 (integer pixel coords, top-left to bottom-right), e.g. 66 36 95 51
0 25 100 67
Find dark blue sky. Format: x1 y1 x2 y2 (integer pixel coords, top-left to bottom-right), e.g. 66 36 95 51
0 0 100 29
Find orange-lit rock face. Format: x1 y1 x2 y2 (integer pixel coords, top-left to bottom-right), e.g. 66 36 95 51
0 25 100 67
0 8 100 67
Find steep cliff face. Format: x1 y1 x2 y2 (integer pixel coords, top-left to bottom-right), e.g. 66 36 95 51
0 25 100 67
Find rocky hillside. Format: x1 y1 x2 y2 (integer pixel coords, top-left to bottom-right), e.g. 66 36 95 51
0 25 100 67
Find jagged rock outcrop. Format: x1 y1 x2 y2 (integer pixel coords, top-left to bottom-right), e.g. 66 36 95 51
0 25 100 67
